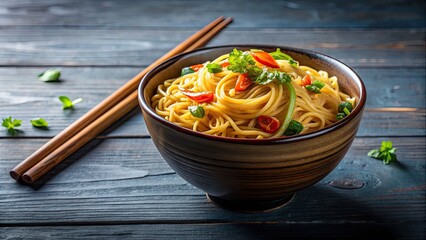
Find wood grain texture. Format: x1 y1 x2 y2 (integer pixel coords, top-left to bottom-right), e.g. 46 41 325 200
1 67 424 137
0 137 424 225
0 0 424 28
0 223 424 240
0 29 424 67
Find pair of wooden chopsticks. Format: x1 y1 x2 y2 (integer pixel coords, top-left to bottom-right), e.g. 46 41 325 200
10 16 233 184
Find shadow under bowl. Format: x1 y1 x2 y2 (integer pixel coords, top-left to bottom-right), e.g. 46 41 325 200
138 45 366 212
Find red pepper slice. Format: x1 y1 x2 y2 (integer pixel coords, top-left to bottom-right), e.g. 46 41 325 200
301 74 312 87
190 64 204 72
181 89 214 103
257 115 280 133
235 73 252 91
220 61 229 68
251 51 280 68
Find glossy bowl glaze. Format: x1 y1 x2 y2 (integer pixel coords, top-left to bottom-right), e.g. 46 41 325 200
138 45 366 212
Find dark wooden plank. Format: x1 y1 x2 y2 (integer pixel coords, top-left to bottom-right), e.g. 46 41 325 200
1 67 424 137
0 222 424 240
0 0 424 28
0 29 424 67
0 137 424 225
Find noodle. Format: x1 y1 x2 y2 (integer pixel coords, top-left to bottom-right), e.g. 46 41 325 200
151 49 356 139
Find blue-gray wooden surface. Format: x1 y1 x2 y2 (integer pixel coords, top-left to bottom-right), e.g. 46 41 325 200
0 1 425 239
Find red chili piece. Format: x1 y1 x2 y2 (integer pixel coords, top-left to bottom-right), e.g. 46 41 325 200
181 90 214 103
251 52 280 68
190 64 204 72
257 115 280 133
301 74 312 87
235 73 252 91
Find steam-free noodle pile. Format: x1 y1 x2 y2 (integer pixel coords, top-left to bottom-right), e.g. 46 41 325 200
151 48 356 139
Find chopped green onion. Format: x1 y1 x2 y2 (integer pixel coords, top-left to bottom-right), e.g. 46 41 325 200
181 67 195 76
38 69 61 82
206 63 222 73
188 106 205 118
336 102 353 120
338 102 353 113
30 118 49 128
283 120 304 136
336 113 346 120
306 80 325 93
343 107 351 116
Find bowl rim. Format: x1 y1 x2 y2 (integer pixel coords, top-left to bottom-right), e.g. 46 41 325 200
138 44 367 145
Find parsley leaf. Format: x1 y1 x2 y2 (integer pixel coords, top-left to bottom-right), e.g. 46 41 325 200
227 48 262 76
59 96 83 109
253 69 292 85
30 118 49 128
367 141 398 164
2 116 22 135
38 69 61 82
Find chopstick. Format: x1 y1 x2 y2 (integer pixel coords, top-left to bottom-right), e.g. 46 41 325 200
11 16 233 183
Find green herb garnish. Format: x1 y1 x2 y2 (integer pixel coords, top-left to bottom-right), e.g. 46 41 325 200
2 116 22 135
30 118 49 128
206 63 222 73
336 101 353 120
288 59 299 67
284 120 304 136
305 80 325 93
38 69 61 82
181 67 195 76
188 106 205 118
368 141 398 165
59 96 83 109
269 48 293 61
227 49 262 77
253 69 292 85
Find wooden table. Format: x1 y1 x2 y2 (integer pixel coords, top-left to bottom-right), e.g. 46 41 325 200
1 1 425 239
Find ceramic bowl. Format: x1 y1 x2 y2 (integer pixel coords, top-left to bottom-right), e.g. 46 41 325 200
138 45 366 212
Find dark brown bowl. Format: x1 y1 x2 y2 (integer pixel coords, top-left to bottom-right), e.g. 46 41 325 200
138 45 366 212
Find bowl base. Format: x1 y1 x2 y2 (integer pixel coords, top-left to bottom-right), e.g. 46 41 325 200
206 193 295 213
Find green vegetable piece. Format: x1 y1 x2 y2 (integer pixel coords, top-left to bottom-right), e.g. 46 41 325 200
338 102 353 113
2 116 22 135
336 112 346 120
254 70 292 85
288 59 299 67
30 118 49 128
206 63 222 73
269 48 293 61
227 48 262 77
283 120 304 136
38 69 61 82
336 102 353 120
188 106 205 118
306 80 325 93
181 67 195 76
305 85 321 93
59 96 83 109
311 80 325 88
367 141 398 165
